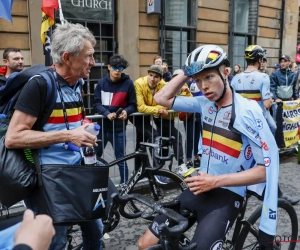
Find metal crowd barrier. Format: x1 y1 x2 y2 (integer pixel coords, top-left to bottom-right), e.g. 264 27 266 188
86 111 201 185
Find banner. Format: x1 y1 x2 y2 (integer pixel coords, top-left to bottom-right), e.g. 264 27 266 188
41 0 58 66
0 0 14 23
281 100 300 147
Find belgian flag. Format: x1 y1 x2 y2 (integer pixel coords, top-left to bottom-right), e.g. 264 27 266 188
41 0 58 66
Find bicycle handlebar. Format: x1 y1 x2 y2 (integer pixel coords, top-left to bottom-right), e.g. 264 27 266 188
139 136 175 162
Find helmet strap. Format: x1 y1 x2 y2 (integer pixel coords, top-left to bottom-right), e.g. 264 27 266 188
215 69 227 103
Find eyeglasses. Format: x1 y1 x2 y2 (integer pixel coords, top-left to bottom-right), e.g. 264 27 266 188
111 66 124 71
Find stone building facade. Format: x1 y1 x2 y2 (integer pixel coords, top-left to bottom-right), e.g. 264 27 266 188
0 0 299 113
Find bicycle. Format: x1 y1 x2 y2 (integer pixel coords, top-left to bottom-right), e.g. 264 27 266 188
145 191 298 250
66 136 187 249
108 192 197 250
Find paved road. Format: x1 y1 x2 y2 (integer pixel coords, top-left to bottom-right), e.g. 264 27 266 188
102 151 300 250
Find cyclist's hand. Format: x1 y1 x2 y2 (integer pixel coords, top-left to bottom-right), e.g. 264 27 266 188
14 209 55 250
69 125 98 147
184 172 217 195
107 113 117 121
118 110 127 120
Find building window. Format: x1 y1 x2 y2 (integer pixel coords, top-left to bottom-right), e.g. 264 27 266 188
56 0 116 114
160 0 197 73
228 0 259 69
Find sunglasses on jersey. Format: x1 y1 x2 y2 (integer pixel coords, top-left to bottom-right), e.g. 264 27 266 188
111 65 124 71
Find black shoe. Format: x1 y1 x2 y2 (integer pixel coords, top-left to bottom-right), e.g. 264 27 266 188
279 194 300 205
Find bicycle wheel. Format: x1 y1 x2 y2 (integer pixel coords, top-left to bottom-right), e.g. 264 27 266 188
66 225 83 250
235 198 298 250
126 169 188 220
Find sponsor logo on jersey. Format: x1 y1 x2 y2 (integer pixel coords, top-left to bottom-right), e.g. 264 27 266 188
202 148 229 164
235 201 240 208
260 138 269 151
208 106 214 114
244 145 252 160
256 119 263 129
269 207 276 220
246 125 256 134
264 157 271 167
223 111 231 120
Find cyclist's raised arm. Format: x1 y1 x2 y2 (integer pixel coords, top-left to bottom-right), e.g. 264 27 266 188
154 74 189 108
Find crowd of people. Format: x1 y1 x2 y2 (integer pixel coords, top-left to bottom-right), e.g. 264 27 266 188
0 21 299 250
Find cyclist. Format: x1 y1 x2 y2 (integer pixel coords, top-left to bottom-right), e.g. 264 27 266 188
231 45 300 205
231 45 276 135
138 45 279 250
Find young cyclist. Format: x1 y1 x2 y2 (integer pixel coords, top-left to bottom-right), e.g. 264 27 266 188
138 45 279 250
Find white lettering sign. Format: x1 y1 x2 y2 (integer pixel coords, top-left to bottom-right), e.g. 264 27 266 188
71 0 112 9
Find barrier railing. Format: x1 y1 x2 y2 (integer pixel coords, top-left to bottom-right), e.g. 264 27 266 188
87 111 201 185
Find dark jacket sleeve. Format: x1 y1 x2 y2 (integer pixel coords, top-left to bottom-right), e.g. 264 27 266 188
13 244 33 250
292 72 299 99
124 80 137 115
269 72 278 100
93 79 110 117
163 71 172 82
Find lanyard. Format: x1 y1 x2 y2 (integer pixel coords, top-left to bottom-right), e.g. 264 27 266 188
53 71 85 130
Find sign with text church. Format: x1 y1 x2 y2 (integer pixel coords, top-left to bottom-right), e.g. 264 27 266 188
61 0 113 22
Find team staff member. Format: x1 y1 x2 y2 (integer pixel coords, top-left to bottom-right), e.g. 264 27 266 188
5 22 103 250
138 45 279 250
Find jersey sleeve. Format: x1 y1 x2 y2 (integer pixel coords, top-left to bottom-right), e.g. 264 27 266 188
14 76 48 118
172 95 205 114
261 74 271 101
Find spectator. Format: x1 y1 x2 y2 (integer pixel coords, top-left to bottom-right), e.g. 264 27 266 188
134 65 190 183
5 22 103 250
153 55 172 82
290 61 298 72
270 54 299 119
233 64 242 75
273 63 281 71
93 54 136 184
0 48 24 86
259 55 268 74
226 67 233 84
180 74 202 168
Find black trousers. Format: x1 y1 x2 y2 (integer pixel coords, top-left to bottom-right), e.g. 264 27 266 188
129 116 163 172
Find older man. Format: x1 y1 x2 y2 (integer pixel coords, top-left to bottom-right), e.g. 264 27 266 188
5 22 103 250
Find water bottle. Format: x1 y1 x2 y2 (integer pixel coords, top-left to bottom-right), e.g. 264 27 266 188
85 123 100 136
83 123 100 165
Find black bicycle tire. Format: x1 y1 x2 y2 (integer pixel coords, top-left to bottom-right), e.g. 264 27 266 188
126 169 188 219
235 198 298 250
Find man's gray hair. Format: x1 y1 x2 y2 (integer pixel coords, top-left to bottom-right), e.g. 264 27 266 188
51 22 96 65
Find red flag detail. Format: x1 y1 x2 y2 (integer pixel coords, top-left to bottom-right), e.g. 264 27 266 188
41 0 59 20
0 66 7 76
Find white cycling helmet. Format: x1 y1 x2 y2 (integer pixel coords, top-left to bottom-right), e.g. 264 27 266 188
183 45 230 77
183 45 230 102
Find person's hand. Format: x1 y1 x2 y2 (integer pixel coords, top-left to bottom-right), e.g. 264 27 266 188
14 210 55 250
184 172 217 195
275 98 282 103
179 86 191 95
107 113 117 121
69 124 98 147
118 110 127 120
158 108 169 117
162 64 168 73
